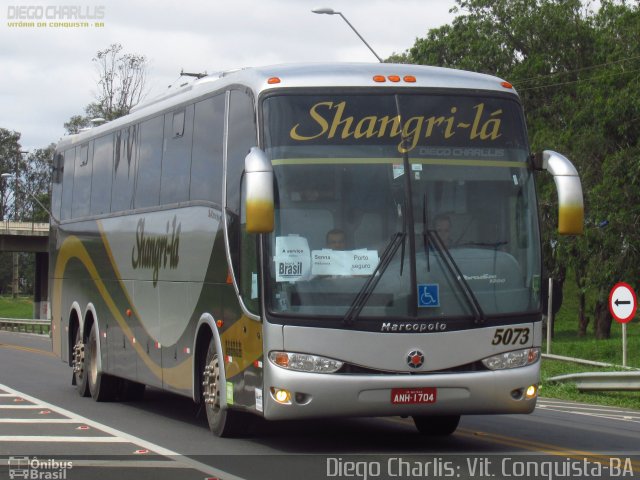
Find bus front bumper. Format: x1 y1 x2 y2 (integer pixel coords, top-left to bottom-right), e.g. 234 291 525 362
263 363 539 420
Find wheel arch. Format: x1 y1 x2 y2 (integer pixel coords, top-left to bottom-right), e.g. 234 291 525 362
67 302 83 367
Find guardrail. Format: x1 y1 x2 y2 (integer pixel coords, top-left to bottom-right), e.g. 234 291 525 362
0 318 50 335
547 371 640 392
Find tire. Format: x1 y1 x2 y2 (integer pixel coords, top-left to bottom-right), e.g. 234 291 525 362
413 415 460 436
86 323 118 402
72 327 90 397
202 338 248 437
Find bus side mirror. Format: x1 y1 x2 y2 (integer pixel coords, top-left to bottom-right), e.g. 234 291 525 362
244 147 274 233
540 150 584 235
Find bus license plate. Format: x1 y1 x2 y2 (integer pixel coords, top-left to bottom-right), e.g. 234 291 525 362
391 387 437 405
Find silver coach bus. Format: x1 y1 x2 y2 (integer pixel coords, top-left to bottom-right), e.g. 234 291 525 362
50 63 583 437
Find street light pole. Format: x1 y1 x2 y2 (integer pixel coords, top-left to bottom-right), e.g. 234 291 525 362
312 7 384 63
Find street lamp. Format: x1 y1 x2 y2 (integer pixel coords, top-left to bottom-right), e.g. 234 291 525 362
312 7 383 63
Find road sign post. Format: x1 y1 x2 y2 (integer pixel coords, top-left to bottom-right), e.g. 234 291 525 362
608 282 637 367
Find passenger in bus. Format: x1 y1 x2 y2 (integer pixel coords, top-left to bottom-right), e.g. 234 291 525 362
435 214 453 247
326 228 347 250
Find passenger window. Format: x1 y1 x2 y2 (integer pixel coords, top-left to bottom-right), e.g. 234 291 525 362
60 148 76 220
72 143 91 218
111 125 138 212
190 95 225 203
160 105 194 205
135 116 163 208
90 134 114 215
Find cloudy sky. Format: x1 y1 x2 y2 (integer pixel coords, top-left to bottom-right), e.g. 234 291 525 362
1 0 457 150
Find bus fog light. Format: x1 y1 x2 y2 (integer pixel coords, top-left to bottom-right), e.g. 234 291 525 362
269 351 343 373
482 348 540 370
271 388 292 404
525 385 537 399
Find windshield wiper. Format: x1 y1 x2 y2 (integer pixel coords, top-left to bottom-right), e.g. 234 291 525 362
343 232 405 326
428 229 486 324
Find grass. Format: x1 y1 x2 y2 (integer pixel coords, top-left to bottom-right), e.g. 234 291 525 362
0 295 34 319
540 271 640 410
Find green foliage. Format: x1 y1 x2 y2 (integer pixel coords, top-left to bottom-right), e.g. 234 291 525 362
402 0 640 339
0 295 33 318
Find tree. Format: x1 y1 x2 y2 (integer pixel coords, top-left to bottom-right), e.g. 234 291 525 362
0 128 23 220
64 43 148 133
399 0 640 339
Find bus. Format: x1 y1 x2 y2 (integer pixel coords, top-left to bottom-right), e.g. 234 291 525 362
50 63 584 437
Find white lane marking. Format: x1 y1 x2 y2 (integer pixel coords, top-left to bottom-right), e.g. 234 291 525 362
0 383 245 480
0 436 128 442
0 459 194 470
0 419 81 423
0 405 41 409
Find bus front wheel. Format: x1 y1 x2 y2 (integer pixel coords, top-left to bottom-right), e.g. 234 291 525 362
413 415 460 436
202 339 248 437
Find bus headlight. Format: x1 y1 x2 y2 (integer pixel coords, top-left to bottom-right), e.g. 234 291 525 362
269 351 343 373
482 348 540 371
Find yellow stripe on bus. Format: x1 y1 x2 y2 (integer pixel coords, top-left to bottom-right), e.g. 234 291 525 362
53 235 192 390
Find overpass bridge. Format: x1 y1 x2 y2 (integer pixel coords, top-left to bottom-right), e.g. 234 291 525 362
0 220 49 319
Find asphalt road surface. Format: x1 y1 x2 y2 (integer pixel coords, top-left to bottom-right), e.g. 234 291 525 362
1 330 638 480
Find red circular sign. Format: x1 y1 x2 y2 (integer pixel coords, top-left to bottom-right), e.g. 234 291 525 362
608 282 637 324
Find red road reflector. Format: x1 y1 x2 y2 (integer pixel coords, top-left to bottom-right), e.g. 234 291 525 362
76 425 90 431
39 410 51 415
134 449 149 455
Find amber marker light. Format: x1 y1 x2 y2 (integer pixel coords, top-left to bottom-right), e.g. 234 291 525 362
388 75 400 82
267 77 281 84
404 75 417 83
501 81 513 89
216 319 224 328
373 75 386 83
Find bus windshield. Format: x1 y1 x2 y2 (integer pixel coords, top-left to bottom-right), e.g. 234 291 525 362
262 92 541 324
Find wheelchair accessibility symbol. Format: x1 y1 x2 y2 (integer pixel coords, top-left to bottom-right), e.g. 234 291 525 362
418 284 440 308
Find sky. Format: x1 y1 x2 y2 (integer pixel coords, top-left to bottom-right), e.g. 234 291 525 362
0 0 457 151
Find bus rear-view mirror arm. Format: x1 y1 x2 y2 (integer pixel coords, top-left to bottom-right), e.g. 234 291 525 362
534 150 584 235
244 147 275 233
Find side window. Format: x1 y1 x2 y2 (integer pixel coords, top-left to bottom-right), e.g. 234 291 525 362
111 125 138 212
60 148 76 221
90 134 114 216
227 89 259 314
51 152 63 220
135 116 163 208
71 143 91 218
190 95 225 203
227 89 256 215
160 105 194 205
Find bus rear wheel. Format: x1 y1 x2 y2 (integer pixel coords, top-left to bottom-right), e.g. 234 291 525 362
86 323 118 402
72 327 90 397
413 415 460 436
202 339 248 437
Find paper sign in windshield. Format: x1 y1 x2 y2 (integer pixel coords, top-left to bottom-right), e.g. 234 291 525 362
274 235 312 282
312 249 379 276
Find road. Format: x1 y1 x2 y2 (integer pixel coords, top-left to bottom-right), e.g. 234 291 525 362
1 330 638 480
